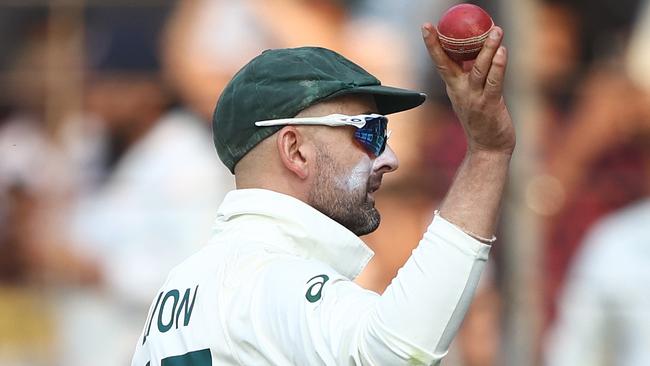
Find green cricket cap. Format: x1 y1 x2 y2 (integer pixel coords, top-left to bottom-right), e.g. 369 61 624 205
213 46 426 173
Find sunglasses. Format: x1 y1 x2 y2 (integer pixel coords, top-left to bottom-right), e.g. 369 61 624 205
254 114 389 157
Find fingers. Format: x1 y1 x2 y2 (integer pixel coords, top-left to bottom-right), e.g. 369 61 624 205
423 23 508 100
484 46 507 99
468 27 503 91
421 23 462 85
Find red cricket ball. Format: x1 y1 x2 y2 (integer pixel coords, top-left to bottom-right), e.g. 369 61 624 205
437 3 494 62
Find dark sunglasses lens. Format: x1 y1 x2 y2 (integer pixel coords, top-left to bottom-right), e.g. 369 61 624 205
354 116 387 156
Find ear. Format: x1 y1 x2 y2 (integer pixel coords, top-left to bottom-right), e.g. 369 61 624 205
276 126 311 180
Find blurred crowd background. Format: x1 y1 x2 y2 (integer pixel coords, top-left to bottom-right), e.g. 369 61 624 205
1 0 649 365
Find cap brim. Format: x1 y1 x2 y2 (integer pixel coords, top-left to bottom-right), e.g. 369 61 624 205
330 85 427 115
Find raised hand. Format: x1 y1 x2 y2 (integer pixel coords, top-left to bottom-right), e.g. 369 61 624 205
422 24 515 155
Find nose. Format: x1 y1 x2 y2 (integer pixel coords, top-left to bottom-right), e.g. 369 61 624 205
374 144 399 173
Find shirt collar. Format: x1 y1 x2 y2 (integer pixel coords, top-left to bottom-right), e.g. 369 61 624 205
214 188 374 279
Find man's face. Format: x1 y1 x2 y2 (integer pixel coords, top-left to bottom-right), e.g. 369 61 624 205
301 95 399 236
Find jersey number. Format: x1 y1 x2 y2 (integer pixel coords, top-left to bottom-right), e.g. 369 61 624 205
146 349 211 366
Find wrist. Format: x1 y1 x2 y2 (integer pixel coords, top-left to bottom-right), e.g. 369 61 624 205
434 210 497 244
465 148 513 164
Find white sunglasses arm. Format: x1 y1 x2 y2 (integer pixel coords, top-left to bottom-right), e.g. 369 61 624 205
254 114 381 128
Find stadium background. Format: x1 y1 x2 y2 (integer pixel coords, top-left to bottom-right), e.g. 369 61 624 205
1 0 649 365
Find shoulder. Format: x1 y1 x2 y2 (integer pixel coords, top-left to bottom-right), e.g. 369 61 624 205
217 241 375 311
250 254 349 303
163 243 226 286
251 254 379 324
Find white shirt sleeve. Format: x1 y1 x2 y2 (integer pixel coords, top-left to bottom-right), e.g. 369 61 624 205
248 215 491 365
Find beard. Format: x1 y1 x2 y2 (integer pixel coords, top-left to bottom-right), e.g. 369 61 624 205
308 148 381 236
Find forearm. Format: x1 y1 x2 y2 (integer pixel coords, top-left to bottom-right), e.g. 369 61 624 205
439 149 512 239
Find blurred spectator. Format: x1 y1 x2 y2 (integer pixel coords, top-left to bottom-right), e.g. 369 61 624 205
0 10 78 365
527 1 649 328
543 136 650 364
0 6 232 365
43 5 234 365
543 195 650 366
541 67 649 323
544 2 650 363
0 13 76 213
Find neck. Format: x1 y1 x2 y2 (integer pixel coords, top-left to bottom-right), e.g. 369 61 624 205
235 175 310 206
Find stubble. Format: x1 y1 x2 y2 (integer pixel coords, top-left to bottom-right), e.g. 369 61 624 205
308 148 380 236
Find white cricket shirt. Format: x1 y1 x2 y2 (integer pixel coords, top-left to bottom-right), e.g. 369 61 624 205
131 188 490 366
